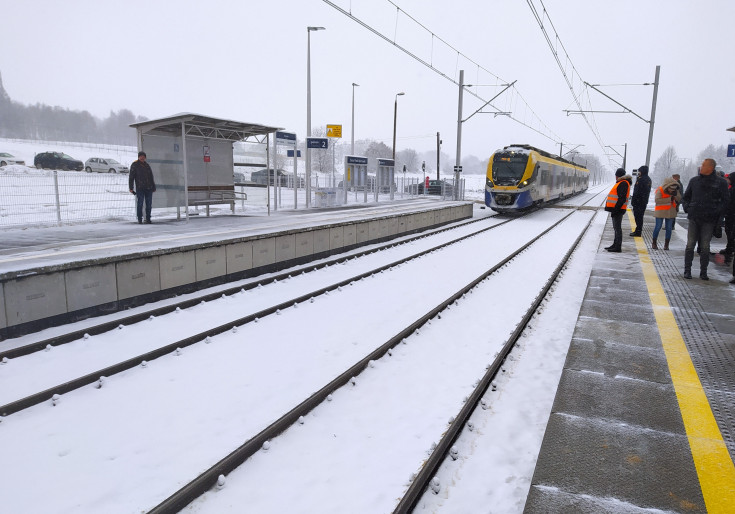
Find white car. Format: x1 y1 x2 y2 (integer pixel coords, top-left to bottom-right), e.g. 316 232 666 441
0 152 25 166
84 157 128 174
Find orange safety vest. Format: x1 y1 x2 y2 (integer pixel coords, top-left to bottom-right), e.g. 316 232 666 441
654 186 674 211
606 180 629 210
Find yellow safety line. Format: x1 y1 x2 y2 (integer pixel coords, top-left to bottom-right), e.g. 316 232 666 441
627 211 735 511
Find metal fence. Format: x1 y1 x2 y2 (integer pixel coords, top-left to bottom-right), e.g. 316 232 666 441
0 168 466 229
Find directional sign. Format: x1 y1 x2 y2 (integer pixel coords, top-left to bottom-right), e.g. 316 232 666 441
286 149 302 158
326 124 342 138
275 131 296 145
307 137 328 149
728 144 735 158
346 156 368 165
377 158 395 167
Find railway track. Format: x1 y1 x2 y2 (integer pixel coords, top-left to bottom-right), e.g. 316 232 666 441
150 203 601 513
0 192 607 513
1 214 517 416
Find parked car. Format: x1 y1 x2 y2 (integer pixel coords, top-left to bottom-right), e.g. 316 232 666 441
0 152 25 167
84 157 128 174
409 179 454 196
251 168 304 187
233 171 246 183
251 168 286 185
34 151 84 171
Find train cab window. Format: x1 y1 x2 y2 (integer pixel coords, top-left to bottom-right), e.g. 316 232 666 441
492 154 529 186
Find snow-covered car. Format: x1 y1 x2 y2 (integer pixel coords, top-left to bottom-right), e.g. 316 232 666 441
0 152 25 166
34 151 84 171
84 157 128 174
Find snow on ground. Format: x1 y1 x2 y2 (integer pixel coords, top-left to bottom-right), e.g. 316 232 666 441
416 209 608 513
0 208 600 514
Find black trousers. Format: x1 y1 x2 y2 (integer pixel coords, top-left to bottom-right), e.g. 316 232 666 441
632 206 645 233
610 211 624 249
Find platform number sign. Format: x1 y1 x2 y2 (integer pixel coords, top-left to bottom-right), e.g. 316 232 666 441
728 144 735 158
307 137 328 149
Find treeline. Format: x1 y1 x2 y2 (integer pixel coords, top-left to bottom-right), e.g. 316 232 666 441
0 72 145 145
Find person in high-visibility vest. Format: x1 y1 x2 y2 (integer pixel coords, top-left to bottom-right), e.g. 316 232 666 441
651 177 682 250
604 168 632 252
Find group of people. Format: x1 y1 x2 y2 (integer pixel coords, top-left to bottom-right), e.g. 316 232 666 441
605 158 735 284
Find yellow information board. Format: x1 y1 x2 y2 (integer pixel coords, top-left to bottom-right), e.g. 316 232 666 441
327 124 342 138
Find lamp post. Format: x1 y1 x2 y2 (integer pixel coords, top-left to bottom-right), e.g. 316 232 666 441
351 83 359 155
306 26 325 208
392 92 405 161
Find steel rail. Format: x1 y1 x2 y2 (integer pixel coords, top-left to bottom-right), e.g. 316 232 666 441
0 215 521 417
147 203 597 514
393 209 599 512
1 215 489 361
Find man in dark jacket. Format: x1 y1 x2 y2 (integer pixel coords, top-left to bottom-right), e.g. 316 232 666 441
604 168 632 252
681 158 729 280
129 151 156 224
629 165 652 236
718 171 734 262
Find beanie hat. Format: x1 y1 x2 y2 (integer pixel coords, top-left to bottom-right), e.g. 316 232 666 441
638 165 649 175
615 168 626 178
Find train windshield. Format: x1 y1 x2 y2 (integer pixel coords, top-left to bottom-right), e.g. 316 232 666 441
492 154 529 185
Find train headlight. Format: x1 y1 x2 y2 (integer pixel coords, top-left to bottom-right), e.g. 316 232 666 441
521 180 528 186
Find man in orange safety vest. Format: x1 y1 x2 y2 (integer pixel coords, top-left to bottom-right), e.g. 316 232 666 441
604 168 632 252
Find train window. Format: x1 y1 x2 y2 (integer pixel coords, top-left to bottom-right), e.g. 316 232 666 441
492 154 528 186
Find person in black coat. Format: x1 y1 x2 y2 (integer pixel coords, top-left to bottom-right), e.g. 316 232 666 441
629 165 652 236
681 158 729 280
604 168 632 252
128 151 156 224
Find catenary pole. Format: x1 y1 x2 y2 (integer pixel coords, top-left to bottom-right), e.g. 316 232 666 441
644 65 660 168
454 70 464 200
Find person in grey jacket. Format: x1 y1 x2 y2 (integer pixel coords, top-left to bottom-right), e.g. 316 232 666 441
681 158 729 280
128 151 156 224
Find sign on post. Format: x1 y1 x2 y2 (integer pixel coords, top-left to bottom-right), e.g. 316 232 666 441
275 131 296 145
453 165 462 172
728 144 735 158
307 137 328 149
326 125 342 138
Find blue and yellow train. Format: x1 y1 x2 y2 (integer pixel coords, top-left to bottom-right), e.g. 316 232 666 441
485 144 589 212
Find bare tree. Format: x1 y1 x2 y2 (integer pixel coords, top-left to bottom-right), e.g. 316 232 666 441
396 148 419 172
652 146 679 184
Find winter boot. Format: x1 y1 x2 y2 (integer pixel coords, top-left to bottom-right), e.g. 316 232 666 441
664 238 670 250
651 239 658 250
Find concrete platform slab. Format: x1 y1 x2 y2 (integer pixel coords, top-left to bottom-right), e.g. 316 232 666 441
65 263 118 312
160 251 197 291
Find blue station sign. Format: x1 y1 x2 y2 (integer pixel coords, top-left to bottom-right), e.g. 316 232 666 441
346 156 368 165
728 144 735 158
307 137 328 149
275 131 296 145
377 158 395 167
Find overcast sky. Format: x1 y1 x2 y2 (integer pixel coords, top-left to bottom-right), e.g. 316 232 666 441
2 0 733 171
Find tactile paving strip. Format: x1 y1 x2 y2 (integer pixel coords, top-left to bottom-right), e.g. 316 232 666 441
640 223 735 459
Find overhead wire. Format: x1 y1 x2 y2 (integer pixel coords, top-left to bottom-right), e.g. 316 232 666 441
322 0 567 145
525 0 613 166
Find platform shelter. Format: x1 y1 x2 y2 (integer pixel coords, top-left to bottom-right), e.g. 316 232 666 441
130 113 281 219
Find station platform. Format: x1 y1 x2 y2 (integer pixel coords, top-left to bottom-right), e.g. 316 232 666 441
525 211 735 512
0 199 472 338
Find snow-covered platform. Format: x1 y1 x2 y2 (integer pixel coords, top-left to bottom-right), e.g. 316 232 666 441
0 199 473 338
525 211 735 512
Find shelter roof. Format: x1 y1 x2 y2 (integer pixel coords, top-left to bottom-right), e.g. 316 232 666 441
727 126 735 132
130 113 282 142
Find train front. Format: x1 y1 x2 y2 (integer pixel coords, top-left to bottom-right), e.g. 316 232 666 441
485 147 534 211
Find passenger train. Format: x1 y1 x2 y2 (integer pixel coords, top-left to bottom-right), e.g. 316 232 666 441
485 144 589 212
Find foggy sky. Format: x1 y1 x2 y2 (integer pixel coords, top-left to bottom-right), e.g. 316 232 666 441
1 0 733 171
